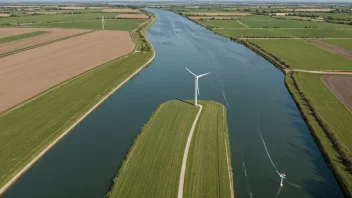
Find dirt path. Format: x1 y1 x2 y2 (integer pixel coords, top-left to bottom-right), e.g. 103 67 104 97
0 38 156 196
287 69 352 75
236 20 249 28
178 104 203 198
223 105 235 198
305 39 352 61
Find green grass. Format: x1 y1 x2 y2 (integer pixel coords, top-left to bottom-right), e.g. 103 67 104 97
0 15 154 190
184 101 232 198
285 72 352 196
322 39 352 51
250 39 352 70
197 19 246 28
106 100 199 197
0 13 118 25
106 100 232 198
214 26 352 38
0 31 48 43
296 12 352 20
28 19 146 31
241 19 352 29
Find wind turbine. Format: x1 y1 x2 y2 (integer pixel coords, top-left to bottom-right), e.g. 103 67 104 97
101 16 107 30
186 68 210 106
279 172 286 187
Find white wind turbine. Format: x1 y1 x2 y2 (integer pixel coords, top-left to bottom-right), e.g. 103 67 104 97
101 16 107 30
186 68 210 106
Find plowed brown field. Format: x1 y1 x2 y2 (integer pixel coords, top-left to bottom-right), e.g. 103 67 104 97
0 30 135 113
322 75 352 112
116 14 149 19
306 39 352 61
0 28 90 55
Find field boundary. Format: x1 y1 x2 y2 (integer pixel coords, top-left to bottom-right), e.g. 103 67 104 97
0 14 157 195
236 20 248 28
177 104 203 198
223 105 235 198
0 30 94 58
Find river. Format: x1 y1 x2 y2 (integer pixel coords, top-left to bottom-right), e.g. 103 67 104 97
3 9 343 198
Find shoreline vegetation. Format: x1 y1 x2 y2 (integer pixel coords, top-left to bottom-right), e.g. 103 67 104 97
105 100 234 198
178 12 352 197
0 11 157 195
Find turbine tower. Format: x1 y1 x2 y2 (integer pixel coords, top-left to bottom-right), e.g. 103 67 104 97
101 16 107 30
186 68 210 106
280 172 286 187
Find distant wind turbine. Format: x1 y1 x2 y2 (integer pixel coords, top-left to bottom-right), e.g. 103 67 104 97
101 16 107 30
186 68 210 106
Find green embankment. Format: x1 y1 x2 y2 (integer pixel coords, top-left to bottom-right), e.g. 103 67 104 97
285 72 352 196
184 101 233 198
0 31 48 43
322 39 352 51
0 14 156 191
198 20 246 28
106 100 233 198
250 39 352 70
28 19 146 31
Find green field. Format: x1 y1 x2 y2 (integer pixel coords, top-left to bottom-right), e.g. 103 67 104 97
322 39 352 51
0 31 47 42
285 72 352 196
0 15 155 190
28 19 146 31
250 39 352 70
240 19 352 29
0 13 118 25
184 101 232 198
198 19 245 28
106 100 232 198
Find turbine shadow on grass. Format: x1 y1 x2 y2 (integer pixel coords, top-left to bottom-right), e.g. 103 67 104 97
176 98 195 106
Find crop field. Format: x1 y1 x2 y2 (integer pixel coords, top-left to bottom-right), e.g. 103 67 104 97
240 19 352 29
323 75 352 112
0 13 118 25
185 12 252 16
0 28 90 55
0 30 134 113
106 100 199 197
0 31 47 43
287 72 352 194
184 101 232 198
28 19 145 30
250 39 352 70
116 14 149 19
0 27 39 37
306 39 352 60
106 100 232 198
199 19 246 28
103 8 141 13
322 39 352 51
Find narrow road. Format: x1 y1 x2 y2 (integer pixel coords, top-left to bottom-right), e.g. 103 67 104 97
177 104 203 198
287 69 352 75
236 20 249 28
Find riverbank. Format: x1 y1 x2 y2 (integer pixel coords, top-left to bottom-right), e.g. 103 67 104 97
0 12 157 195
105 100 234 198
183 15 352 197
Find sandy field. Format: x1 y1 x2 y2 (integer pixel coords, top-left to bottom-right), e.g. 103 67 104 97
103 8 141 13
60 6 85 10
0 28 38 38
322 75 352 112
185 12 253 16
116 14 149 19
275 13 289 16
189 16 237 20
306 39 352 61
0 28 90 55
0 14 10 17
0 30 135 113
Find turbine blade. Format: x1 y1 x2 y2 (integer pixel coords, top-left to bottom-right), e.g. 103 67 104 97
197 72 211 78
186 67 197 77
